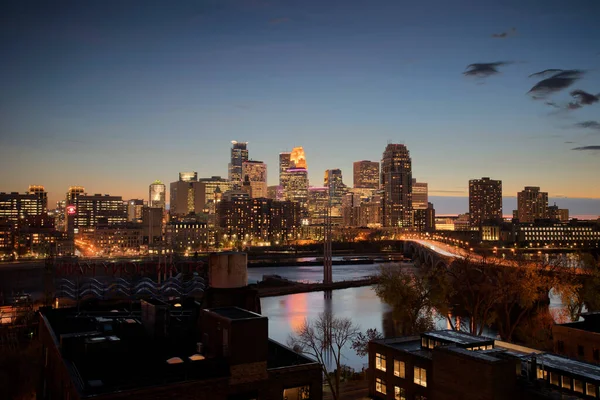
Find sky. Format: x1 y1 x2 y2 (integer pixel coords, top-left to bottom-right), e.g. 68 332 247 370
1 0 599 216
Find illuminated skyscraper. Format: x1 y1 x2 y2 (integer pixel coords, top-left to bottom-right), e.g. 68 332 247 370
228 141 249 189
469 177 502 226
170 173 203 216
66 186 85 204
307 187 329 225
149 180 166 210
284 168 309 208
412 179 428 210
279 152 292 187
381 144 412 228
72 194 127 228
517 186 549 223
290 147 307 169
353 160 379 189
179 172 198 182
242 160 268 198
28 185 48 212
324 169 348 223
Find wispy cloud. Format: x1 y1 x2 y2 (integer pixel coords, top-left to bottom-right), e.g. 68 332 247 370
574 121 600 131
528 69 584 98
491 27 516 38
464 62 511 78
572 146 600 151
570 90 599 106
269 17 290 24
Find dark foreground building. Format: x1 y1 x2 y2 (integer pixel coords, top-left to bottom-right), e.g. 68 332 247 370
39 301 321 400
369 330 600 400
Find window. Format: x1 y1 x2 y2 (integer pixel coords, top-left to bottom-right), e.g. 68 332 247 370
376 353 387 372
536 367 547 380
574 379 584 393
283 385 310 400
562 375 571 389
578 345 585 357
550 372 559 386
421 337 427 348
588 383 597 398
376 378 387 394
394 360 406 378
394 386 406 400
414 366 427 387
557 341 565 353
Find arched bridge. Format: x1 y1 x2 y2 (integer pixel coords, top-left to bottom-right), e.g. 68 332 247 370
403 239 461 269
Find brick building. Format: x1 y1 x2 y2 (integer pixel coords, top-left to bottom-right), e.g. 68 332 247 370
553 313 600 365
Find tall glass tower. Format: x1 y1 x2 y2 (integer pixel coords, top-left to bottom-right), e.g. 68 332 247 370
228 141 249 189
381 144 412 228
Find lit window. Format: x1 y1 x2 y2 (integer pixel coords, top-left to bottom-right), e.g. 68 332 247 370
587 382 597 397
536 367 547 380
394 360 405 378
550 372 559 386
394 386 406 400
574 379 584 393
561 375 572 390
414 366 427 387
376 353 386 371
376 377 387 394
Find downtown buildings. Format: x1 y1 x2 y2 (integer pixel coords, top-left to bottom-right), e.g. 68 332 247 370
469 177 503 227
381 144 413 228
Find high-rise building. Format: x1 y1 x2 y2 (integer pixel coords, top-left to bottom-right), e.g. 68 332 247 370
267 185 283 200
290 147 307 169
279 152 292 187
284 168 309 208
353 160 379 189
198 176 233 213
0 191 46 223
412 179 428 210
149 180 166 210
28 185 48 213
228 141 249 189
72 194 127 228
242 160 268 198
324 169 348 224
414 202 436 232
66 186 85 204
381 144 413 228
170 173 203 216
468 177 502 227
307 187 329 225
127 199 145 222
517 186 549 223
549 203 569 223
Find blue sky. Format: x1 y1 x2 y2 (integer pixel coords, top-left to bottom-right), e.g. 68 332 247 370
1 0 599 215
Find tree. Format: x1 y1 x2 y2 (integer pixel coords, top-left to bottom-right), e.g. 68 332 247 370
374 265 435 335
351 328 383 357
288 311 360 400
558 253 598 322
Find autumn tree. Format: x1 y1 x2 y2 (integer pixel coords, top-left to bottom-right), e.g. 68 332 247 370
559 253 599 322
374 264 435 335
288 311 360 400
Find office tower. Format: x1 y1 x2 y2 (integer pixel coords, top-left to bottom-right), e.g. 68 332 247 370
517 186 549 223
228 141 249 189
72 194 127 228
353 160 380 189
198 176 233 213
149 180 166 210
342 192 362 227
468 177 502 227
66 186 85 204
381 144 413 228
290 147 307 169
127 199 145 222
279 152 292 187
170 173 203 216
412 179 428 210
0 191 46 223
267 185 283 200
142 206 163 245
307 187 329 225
242 160 268 198
414 202 436 232
28 185 48 213
324 169 348 223
549 203 569 223
284 168 309 208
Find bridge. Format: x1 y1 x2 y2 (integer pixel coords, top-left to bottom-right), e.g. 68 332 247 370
404 239 460 269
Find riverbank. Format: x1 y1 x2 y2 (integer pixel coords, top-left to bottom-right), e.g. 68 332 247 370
257 276 379 297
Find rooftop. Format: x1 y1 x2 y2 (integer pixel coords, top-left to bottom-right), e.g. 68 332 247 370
537 353 600 383
423 330 494 346
558 312 600 334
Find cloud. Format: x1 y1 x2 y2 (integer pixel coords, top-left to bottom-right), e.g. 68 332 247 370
572 146 600 151
564 141 575 144
491 27 517 38
464 62 511 78
528 69 584 98
545 101 560 109
269 17 290 24
570 90 599 106
574 121 600 130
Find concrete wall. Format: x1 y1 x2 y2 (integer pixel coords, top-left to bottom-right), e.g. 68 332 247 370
208 252 247 289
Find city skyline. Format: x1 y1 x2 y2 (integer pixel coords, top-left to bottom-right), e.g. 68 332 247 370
1 1 600 212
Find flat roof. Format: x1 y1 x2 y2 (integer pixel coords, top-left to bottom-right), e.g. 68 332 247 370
538 354 600 382
442 346 504 363
423 330 494 346
558 313 600 334
206 307 265 320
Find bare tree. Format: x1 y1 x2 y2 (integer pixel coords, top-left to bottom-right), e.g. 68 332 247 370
288 311 360 400
351 328 383 357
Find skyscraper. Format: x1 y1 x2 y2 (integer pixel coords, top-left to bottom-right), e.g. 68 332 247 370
170 173 203 216
324 169 348 223
149 180 166 210
66 186 85 205
517 186 549 223
228 141 249 189
279 152 292 187
290 147 307 169
353 160 379 189
468 177 502 226
28 185 48 213
284 168 309 208
411 179 428 210
242 160 268 198
381 144 412 228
